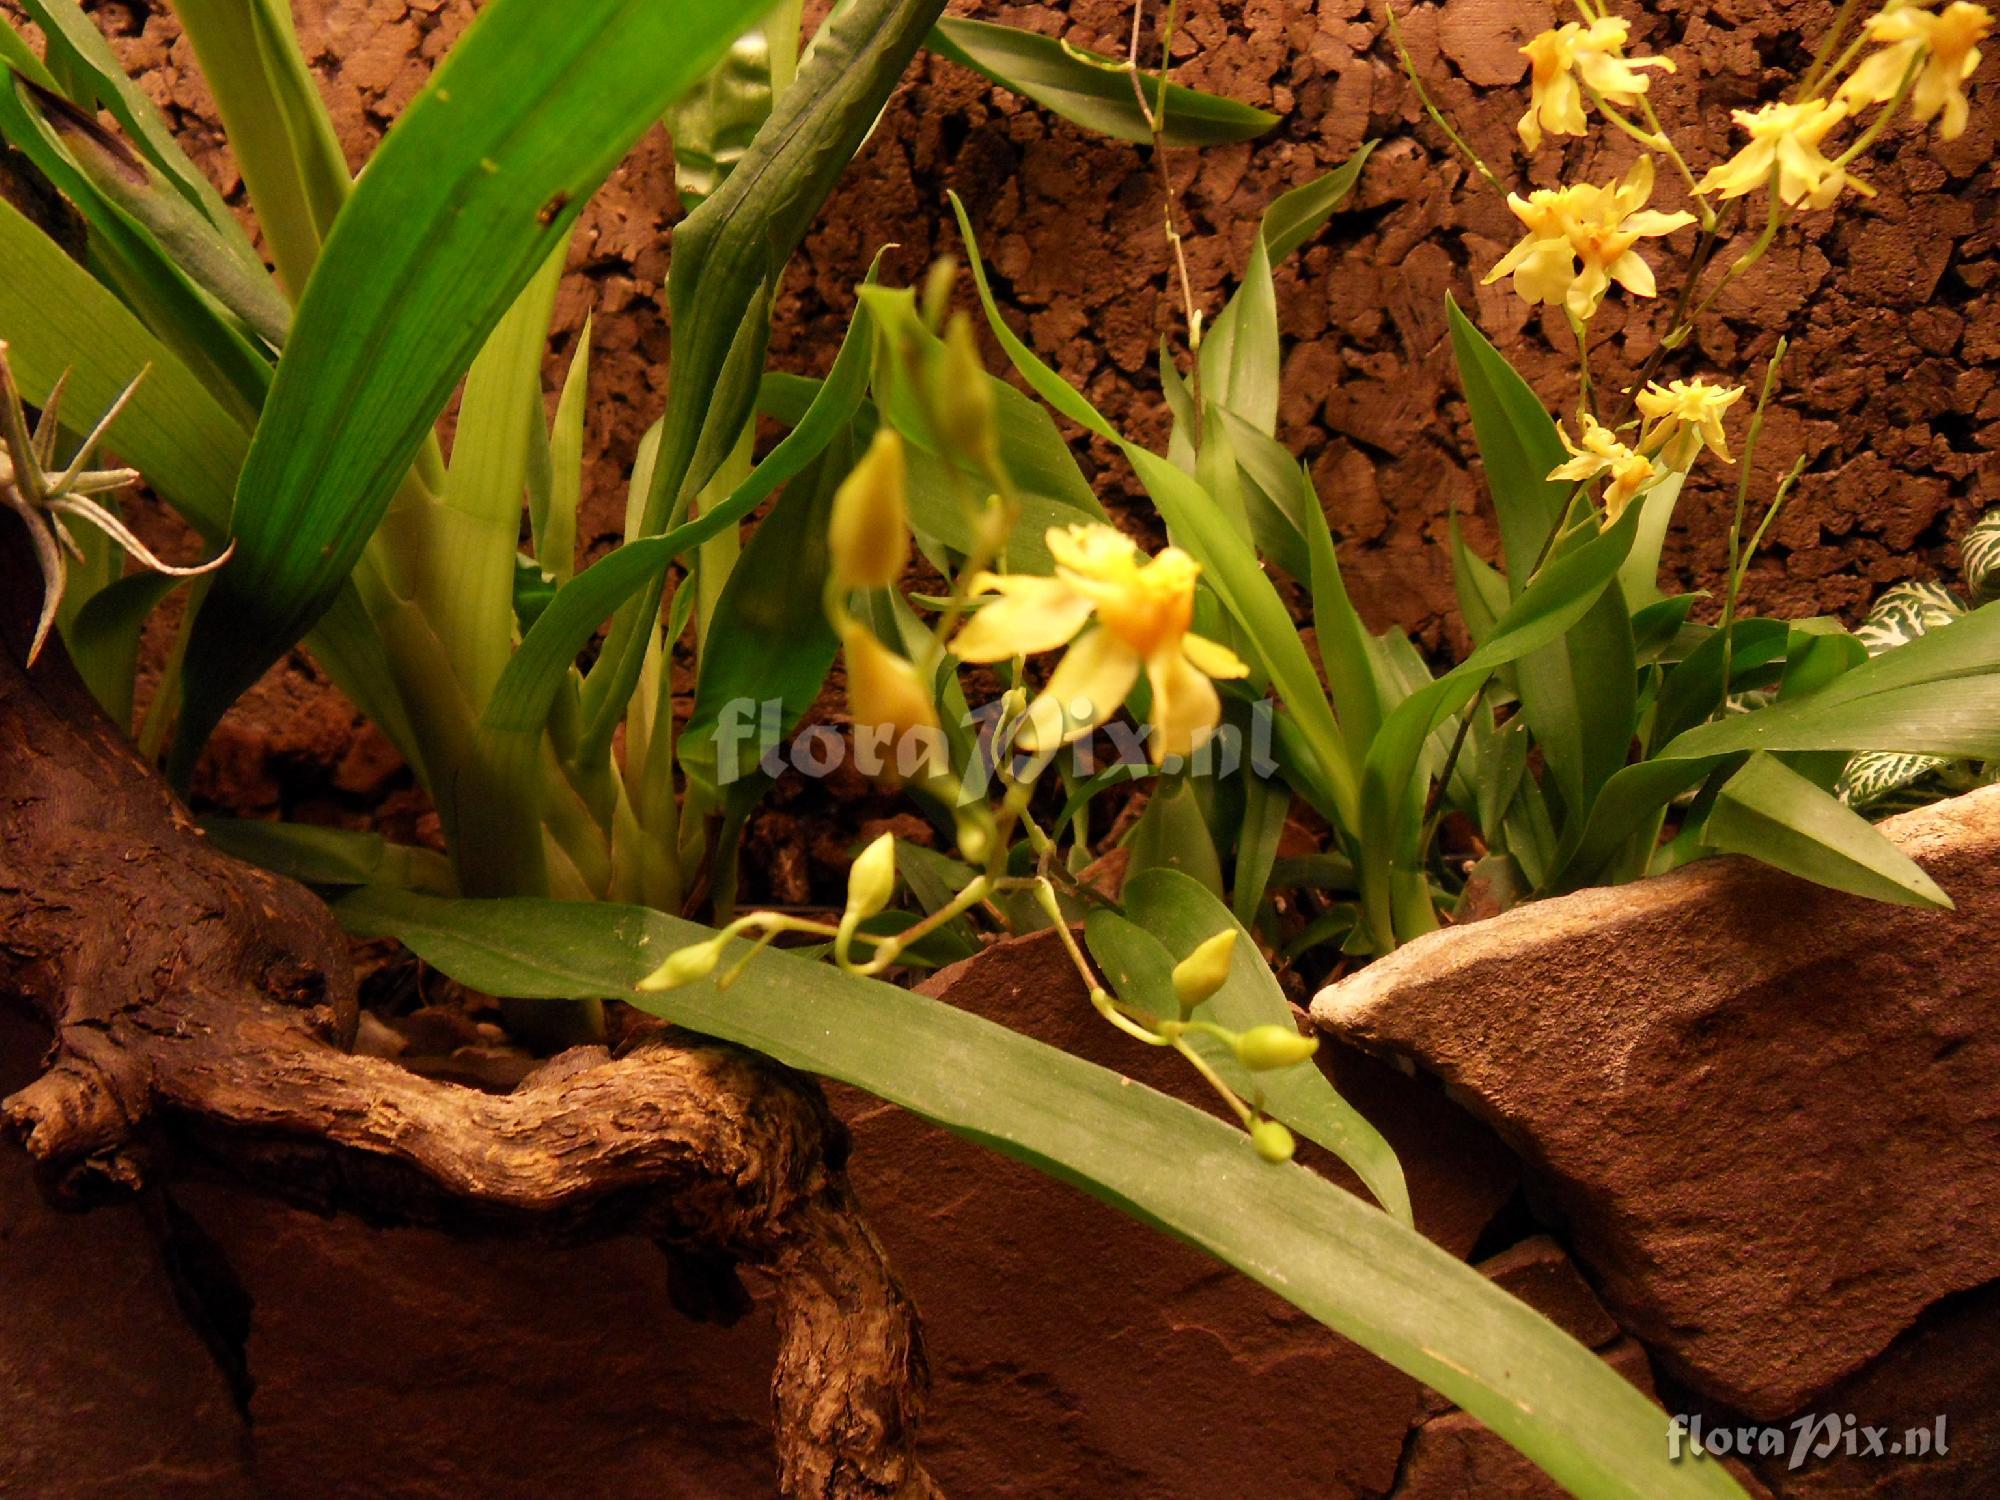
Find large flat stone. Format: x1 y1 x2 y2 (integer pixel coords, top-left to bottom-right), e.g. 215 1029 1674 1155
1311 786 2000 1419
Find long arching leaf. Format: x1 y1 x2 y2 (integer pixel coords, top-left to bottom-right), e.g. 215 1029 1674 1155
174 0 755 765
336 884 1747 1500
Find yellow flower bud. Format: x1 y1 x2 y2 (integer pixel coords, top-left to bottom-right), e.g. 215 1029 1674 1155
954 806 992 865
935 312 1000 473
828 429 909 590
1250 1118 1296 1164
636 935 724 993
840 620 947 781
844 832 899 925
1171 929 1238 1011
1233 1024 1321 1072
921 255 959 331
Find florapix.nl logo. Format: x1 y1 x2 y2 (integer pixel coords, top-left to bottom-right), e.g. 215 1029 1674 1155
706 694 1281 791
1668 1412 1949 1472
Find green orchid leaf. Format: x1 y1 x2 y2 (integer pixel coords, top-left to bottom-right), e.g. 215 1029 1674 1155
334 885 1747 1500
1446 297 1634 827
171 0 354 299
1702 752 1950 908
1358 504 1642 943
66 570 186 730
205 819 456 895
1258 143 1377 264
482 293 875 747
1123 776 1225 896
679 434 851 797
927 17 1277 147
175 0 758 766
1117 868 1413 1223
578 0 946 761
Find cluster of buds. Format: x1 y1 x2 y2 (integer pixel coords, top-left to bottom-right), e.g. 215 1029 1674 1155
0 343 232 667
1066 922 1319 1165
634 276 1320 1163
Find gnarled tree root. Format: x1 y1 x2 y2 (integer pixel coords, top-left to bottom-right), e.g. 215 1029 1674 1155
0 530 937 1498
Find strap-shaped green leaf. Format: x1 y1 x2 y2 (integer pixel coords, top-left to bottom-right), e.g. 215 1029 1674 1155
1357 505 1642 943
174 0 755 764
17 0 260 262
1258 144 1377 264
1447 298 1634 829
926 17 1278 146
482 292 877 746
335 884 1746 1500
171 0 354 298
1702 752 1950 908
577 0 947 761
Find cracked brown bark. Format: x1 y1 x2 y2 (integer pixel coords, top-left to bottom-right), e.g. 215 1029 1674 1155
0 519 938 1498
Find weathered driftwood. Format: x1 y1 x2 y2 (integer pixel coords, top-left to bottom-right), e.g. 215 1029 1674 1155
0 523 936 1498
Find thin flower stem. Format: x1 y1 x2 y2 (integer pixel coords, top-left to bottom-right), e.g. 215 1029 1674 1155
1420 677 1487 831
1032 878 1174 1043
1833 51 1925 168
1567 307 1597 422
1125 0 1205 424
1632 94 1715 226
1675 188 1787 340
1382 0 1508 200
1796 0 1867 100
1719 338 1789 698
1586 88 1669 153
848 873 994 975
1735 454 1806 596
1170 1032 1256 1126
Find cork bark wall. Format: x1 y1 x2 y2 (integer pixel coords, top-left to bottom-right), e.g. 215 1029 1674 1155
5 0 1995 844
28 0 2000 667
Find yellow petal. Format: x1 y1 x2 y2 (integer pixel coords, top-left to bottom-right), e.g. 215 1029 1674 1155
1513 241 1578 306
1606 249 1657 299
1181 631 1250 681
842 621 939 732
949 576 1093 663
1566 260 1610 321
1622 210 1696 237
1014 629 1140 752
1045 522 1140 578
1145 647 1222 761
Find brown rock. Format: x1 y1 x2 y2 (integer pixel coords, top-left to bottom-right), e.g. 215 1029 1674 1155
1312 786 2000 1420
815 926 1521 1497
1746 1280 2000 1496
1477 1234 1620 1350
1397 1339 1660 1499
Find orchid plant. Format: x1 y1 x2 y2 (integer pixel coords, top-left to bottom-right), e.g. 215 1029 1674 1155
3 0 1995 1494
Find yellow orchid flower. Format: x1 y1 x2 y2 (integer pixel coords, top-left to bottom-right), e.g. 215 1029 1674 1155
1696 98 1869 209
1549 414 1660 523
1635 378 1746 468
1837 1 1992 140
950 523 1249 761
1518 17 1677 151
1484 156 1695 321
